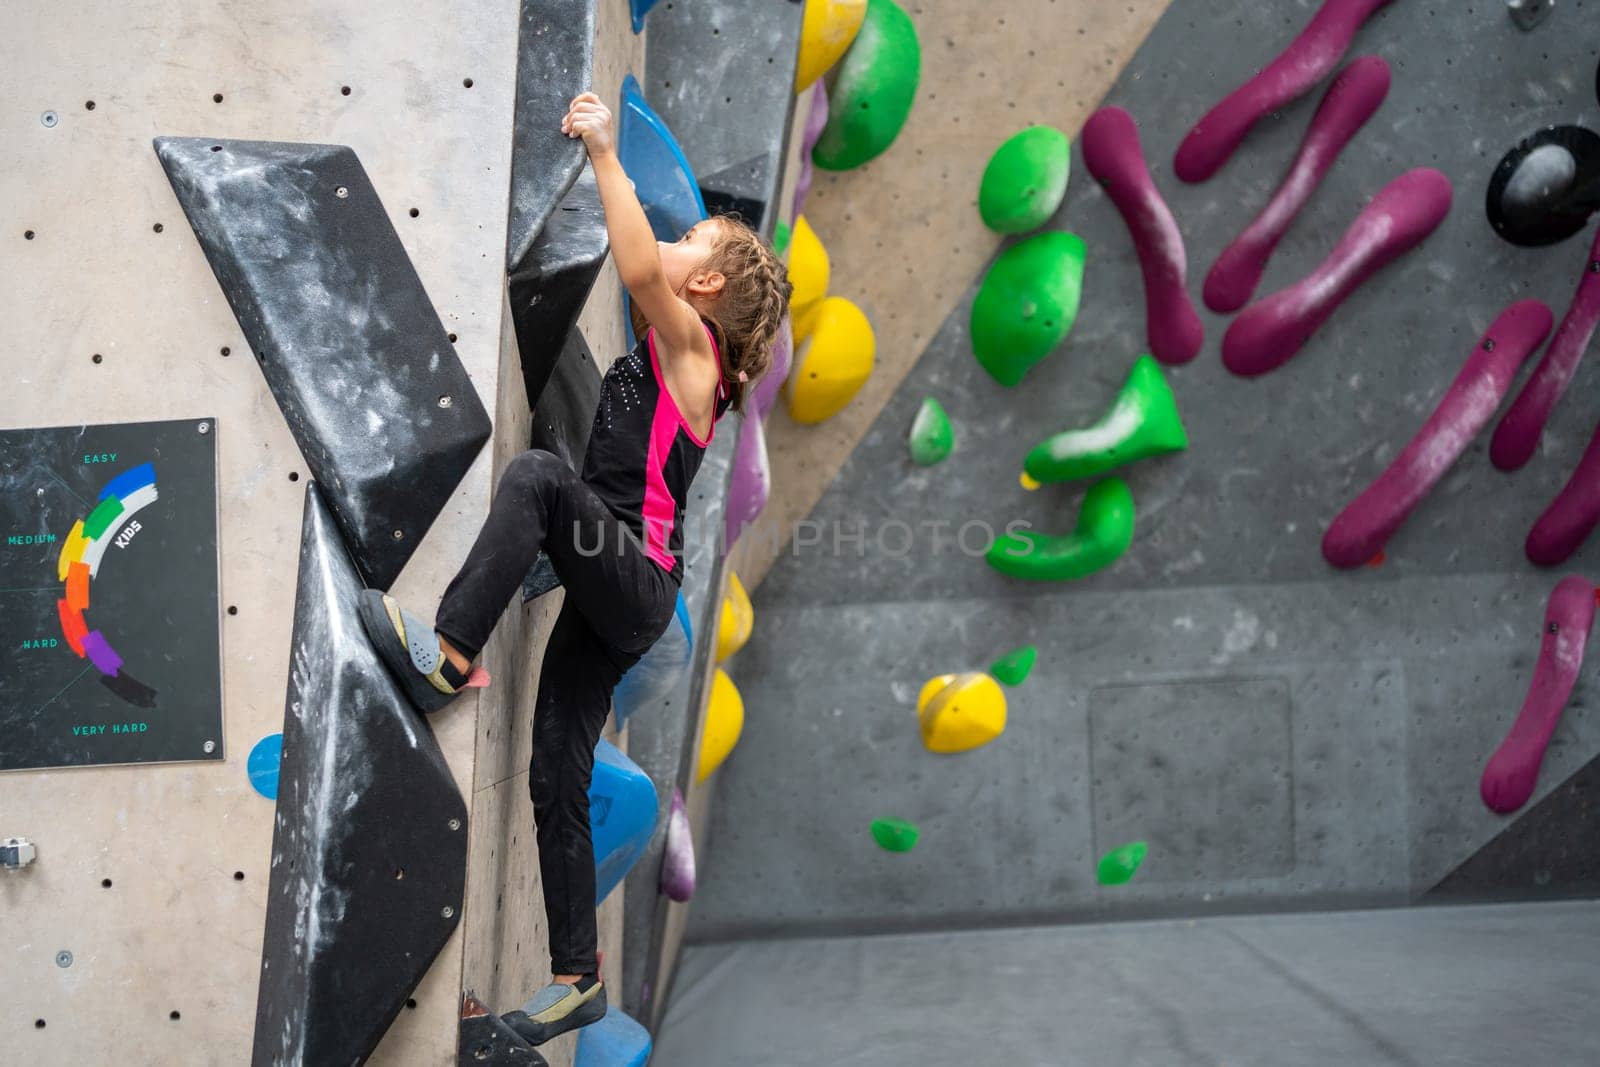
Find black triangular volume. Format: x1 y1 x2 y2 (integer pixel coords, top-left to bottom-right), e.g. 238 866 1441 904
1427 754 1600 904
509 167 609 412
458 993 550 1066
253 482 469 1066
529 322 602 469
506 0 598 271
699 154 775 230
155 137 491 589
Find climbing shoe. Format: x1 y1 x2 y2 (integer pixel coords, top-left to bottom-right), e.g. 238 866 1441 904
357 589 477 714
502 976 607 1046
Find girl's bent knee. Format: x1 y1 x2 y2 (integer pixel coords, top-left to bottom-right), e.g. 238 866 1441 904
503 448 570 495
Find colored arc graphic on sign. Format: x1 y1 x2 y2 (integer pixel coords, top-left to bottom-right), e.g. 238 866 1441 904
54 462 160 708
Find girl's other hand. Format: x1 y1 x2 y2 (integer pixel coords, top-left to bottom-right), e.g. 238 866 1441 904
562 92 616 157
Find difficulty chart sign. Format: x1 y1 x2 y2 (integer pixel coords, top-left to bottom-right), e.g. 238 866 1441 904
1 419 223 772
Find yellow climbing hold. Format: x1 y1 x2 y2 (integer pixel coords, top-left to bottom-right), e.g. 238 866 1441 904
787 296 875 424
916 671 1007 753
1019 471 1040 491
716 571 754 663
795 0 869 92
788 216 830 342
697 668 745 782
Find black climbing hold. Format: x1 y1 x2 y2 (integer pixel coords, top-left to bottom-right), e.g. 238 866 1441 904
253 482 469 1065
1486 125 1600 248
155 136 491 588
506 0 597 271
508 166 608 413
698 154 776 229
458 992 550 1066
520 329 600 603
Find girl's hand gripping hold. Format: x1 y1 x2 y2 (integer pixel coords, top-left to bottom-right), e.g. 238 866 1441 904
562 92 616 158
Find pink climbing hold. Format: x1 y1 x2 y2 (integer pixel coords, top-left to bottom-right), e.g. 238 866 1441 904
1205 56 1392 314
1222 168 1453 377
1481 575 1597 815
1526 419 1600 566
1173 0 1397 184
1489 224 1600 472
1081 106 1204 366
660 788 696 902
1322 299 1553 568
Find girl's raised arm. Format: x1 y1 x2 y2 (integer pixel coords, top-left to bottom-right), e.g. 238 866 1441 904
563 92 703 354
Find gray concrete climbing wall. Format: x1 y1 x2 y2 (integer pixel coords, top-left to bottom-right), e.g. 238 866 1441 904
688 1 1600 943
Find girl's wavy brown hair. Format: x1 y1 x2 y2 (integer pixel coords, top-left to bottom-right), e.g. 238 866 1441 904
695 213 793 415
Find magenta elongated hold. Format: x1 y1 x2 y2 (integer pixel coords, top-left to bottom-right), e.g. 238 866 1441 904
659 788 697 902
791 81 831 218
1174 0 1396 184
1489 225 1600 471
1223 168 1453 377
1481 575 1596 815
751 314 793 422
1527 420 1600 565
724 407 770 552
1081 106 1204 365
1323 300 1554 568
1205 56 1392 313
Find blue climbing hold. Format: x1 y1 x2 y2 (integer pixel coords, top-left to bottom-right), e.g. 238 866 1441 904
575 1006 652 1067
629 0 661 33
619 73 707 350
619 74 707 243
247 733 283 799
590 739 659 903
613 590 693 730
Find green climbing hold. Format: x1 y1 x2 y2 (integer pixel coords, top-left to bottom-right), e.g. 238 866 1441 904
1023 355 1189 485
970 231 1086 387
1097 840 1148 886
909 396 954 465
870 817 920 852
986 477 1135 581
989 645 1037 686
812 0 921 171
773 218 792 256
979 126 1072 234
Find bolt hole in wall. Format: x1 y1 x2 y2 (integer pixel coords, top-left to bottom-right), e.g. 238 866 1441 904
101 878 112 888
233 871 244 881
227 605 238 615
220 345 230 356
24 229 35 239
462 77 473 88
409 207 420 218
91 353 102 364
169 1011 180 1021
288 472 299 482
84 100 94 110
212 92 223 103
340 84 351 96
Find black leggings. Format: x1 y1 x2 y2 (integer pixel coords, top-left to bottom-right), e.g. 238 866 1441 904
434 449 678 976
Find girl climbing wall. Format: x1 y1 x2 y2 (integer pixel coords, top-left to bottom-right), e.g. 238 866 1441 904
357 90 791 1045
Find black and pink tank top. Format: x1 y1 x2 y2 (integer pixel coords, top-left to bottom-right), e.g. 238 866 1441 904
581 323 732 583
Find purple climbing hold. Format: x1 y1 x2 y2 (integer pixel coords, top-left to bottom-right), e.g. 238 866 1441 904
660 788 697 902
791 80 831 218
725 408 771 553
751 314 793 422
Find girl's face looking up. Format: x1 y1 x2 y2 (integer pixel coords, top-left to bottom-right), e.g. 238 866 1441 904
658 219 726 302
